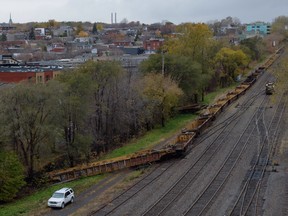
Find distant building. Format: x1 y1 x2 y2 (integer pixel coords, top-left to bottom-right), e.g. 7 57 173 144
120 46 145 55
0 68 61 84
0 14 16 32
0 54 63 83
9 13 13 26
0 41 28 55
0 23 15 32
143 38 164 52
246 22 271 35
113 40 132 47
7 32 27 41
53 26 73 37
0 54 20 65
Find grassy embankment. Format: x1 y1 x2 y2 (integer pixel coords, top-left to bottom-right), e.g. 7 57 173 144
0 85 239 216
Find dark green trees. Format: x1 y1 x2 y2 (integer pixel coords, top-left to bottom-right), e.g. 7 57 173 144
0 151 26 202
28 27 36 40
92 23 98 34
0 33 7 41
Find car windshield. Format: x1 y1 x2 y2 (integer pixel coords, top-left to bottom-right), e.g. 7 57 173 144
52 192 64 198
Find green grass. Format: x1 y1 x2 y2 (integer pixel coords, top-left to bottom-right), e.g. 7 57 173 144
202 83 239 105
102 113 196 159
0 174 106 216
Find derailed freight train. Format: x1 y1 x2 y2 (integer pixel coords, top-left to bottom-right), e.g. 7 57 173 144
49 47 283 182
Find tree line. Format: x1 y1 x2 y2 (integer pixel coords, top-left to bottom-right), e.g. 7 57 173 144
1 18 287 202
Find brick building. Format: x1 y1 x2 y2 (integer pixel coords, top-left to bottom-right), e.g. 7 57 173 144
143 38 164 52
0 67 62 83
0 55 62 83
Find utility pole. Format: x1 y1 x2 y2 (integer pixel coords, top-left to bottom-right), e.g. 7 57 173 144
161 50 164 76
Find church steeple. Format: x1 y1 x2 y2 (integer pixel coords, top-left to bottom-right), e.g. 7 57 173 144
9 13 13 26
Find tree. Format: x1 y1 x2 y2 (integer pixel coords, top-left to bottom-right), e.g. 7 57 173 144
0 82 61 180
207 20 222 36
97 23 103 31
140 53 206 103
214 47 250 87
48 19 59 28
163 23 214 101
77 30 89 37
92 23 98 34
220 16 241 27
272 16 288 38
165 23 213 64
57 70 94 166
120 18 128 24
0 33 7 42
75 23 84 35
240 36 265 61
0 151 26 202
140 73 183 127
160 22 176 36
80 61 127 151
28 27 36 40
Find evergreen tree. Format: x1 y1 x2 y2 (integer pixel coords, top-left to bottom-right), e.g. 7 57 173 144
0 151 26 202
92 23 98 34
29 27 36 40
0 33 7 41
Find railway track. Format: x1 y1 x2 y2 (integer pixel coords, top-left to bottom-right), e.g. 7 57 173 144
181 96 270 216
141 92 267 216
88 160 177 216
228 91 287 216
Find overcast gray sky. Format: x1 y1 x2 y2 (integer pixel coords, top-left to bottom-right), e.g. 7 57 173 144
0 0 287 24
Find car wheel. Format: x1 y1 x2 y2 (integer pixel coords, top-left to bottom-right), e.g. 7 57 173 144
61 202 65 209
70 197 74 203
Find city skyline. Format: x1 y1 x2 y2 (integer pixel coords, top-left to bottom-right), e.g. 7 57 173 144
0 0 287 24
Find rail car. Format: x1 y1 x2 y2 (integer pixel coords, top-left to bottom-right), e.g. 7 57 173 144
173 132 196 153
49 148 175 182
48 47 284 183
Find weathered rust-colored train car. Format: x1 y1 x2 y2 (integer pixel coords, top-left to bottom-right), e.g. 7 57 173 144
49 149 174 182
173 132 196 152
